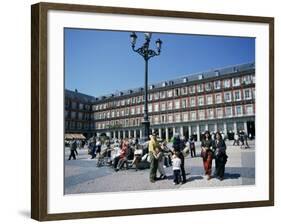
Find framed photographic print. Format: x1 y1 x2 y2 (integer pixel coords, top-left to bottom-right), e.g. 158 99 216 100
31 2 274 221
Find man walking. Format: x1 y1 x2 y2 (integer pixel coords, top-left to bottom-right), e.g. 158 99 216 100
68 140 78 160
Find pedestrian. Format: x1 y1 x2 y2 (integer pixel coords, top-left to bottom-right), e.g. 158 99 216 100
172 133 187 184
148 132 159 183
96 138 102 156
233 133 239 146
155 147 167 179
213 132 228 181
90 138 96 159
172 151 182 185
244 132 250 148
68 140 78 160
189 137 196 157
201 130 214 180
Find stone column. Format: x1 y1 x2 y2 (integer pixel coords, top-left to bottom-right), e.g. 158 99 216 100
140 129 143 139
134 130 137 138
196 124 200 142
214 123 218 132
113 131 116 139
180 126 184 137
128 130 131 138
188 126 192 138
165 127 169 141
118 131 121 139
123 130 126 138
233 121 237 134
158 128 162 139
223 122 227 137
244 121 248 134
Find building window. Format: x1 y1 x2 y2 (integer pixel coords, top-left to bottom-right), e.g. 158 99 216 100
206 95 213 105
182 99 187 108
181 87 188 95
71 111 76 119
199 110 205 120
214 80 221 89
161 115 166 123
234 90 241 101
154 92 159 100
167 101 173 110
71 101 77 109
215 93 222 104
160 91 166 99
225 107 233 117
224 92 232 102
168 114 173 123
174 88 180 97
154 116 159 124
205 82 212 91
189 85 195 94
148 94 153 101
131 107 135 115
148 104 152 113
232 77 240 87
167 90 173 97
207 109 214 119
183 113 188 121
125 108 129 115
79 103 84 110
242 75 252 84
252 88 255 99
111 110 115 117
224 79 231 88
161 102 166 111
244 89 252 99
154 103 159 112
190 111 196 120
216 108 223 118
246 104 254 115
236 105 243 116
175 114 181 122
197 84 204 93
190 97 196 107
175 100 180 109
198 96 204 106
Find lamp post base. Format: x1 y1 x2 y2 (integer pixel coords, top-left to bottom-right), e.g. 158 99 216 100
141 120 150 141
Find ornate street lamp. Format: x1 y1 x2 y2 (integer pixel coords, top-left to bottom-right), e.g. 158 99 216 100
130 32 162 141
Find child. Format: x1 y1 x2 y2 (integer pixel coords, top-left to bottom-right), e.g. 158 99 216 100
172 151 182 185
155 147 167 179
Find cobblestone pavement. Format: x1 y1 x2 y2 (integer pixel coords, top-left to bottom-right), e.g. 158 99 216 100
64 141 255 194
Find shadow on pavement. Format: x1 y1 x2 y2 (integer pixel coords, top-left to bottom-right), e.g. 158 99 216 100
223 173 241 179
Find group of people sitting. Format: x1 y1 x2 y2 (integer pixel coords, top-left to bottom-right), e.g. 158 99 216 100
85 130 228 184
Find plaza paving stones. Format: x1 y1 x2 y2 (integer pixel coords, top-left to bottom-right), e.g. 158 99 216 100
64 141 255 194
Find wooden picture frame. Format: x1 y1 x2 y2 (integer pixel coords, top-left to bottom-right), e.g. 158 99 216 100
31 2 274 221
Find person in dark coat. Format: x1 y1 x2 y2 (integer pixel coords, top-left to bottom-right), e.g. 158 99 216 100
201 130 214 180
68 140 78 160
189 137 196 157
213 132 228 180
172 134 187 184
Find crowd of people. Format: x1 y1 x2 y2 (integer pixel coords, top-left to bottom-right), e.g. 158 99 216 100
66 130 234 185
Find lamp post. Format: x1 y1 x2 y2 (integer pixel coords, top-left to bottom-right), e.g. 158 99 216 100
130 32 162 141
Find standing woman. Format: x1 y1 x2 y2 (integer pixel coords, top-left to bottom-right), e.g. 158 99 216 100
213 132 228 180
201 130 214 180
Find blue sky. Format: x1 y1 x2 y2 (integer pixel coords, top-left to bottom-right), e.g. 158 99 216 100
65 28 255 97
